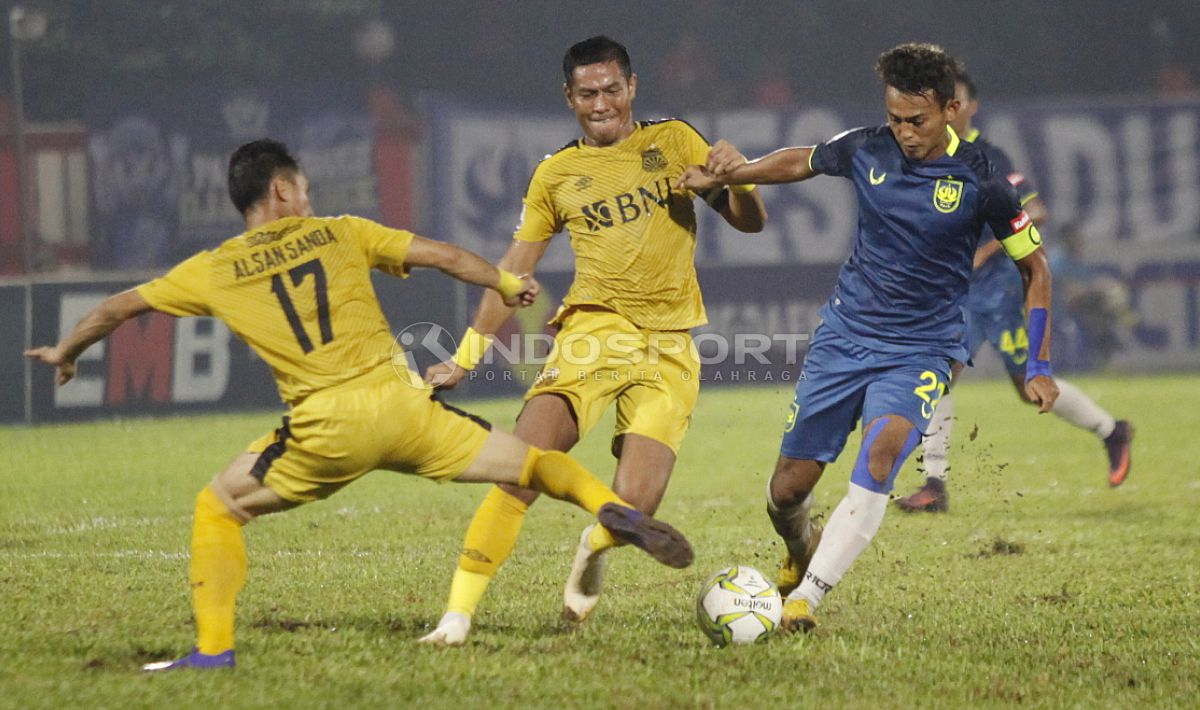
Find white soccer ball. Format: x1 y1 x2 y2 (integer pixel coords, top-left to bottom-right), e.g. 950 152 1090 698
695 565 783 646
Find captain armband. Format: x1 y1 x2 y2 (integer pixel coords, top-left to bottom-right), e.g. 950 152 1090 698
728 183 757 195
452 327 494 371
1024 307 1052 382
1000 211 1043 261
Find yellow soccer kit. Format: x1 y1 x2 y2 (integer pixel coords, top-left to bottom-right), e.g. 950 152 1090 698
516 120 719 451
137 215 490 502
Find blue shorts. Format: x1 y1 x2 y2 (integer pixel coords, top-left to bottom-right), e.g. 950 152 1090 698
966 306 1028 378
779 326 952 462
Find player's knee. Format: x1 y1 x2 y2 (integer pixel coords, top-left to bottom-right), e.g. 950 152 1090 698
498 481 540 506
198 484 251 525
770 458 823 506
862 417 919 483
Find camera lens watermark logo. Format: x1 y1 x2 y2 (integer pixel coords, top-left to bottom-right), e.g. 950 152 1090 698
391 322 457 388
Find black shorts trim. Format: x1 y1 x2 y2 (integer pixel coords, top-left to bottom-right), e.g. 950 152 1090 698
431 395 493 432
251 415 292 482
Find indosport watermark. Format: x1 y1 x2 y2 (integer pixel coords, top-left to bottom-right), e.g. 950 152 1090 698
391 322 812 389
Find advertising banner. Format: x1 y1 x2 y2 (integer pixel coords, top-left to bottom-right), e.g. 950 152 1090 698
88 87 380 269
426 98 1200 267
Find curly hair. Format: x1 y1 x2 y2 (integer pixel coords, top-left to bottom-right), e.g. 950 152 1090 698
875 43 958 106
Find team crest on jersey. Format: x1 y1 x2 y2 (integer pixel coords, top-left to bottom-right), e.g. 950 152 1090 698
642 146 668 172
933 178 964 213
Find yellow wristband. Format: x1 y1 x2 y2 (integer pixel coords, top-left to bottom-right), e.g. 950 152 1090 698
452 327 494 371
496 270 525 300
729 183 757 194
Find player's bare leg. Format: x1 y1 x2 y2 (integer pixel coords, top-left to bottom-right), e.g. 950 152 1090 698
767 457 826 600
143 453 296 671
783 416 919 633
563 433 676 623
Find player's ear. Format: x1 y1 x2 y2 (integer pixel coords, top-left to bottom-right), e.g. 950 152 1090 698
627 73 637 101
272 176 292 203
563 82 574 108
943 97 961 123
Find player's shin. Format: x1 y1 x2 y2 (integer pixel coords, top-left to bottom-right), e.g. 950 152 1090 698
920 393 953 481
792 483 889 610
190 487 247 655
1049 379 1116 439
767 490 813 582
448 486 531 618
521 449 627 514
792 424 918 609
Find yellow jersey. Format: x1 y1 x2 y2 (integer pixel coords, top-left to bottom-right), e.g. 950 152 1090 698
137 215 414 405
516 119 718 331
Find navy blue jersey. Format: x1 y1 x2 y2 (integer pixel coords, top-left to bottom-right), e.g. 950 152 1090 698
810 125 1036 362
966 130 1040 315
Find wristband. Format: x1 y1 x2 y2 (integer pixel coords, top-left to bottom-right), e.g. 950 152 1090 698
1025 358 1053 381
1024 307 1052 382
496 270 525 300
452 327 494 371
728 183 757 195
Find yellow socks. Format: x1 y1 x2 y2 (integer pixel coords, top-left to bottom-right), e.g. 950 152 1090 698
190 487 247 655
448 486 530 617
520 449 626 515
586 523 619 553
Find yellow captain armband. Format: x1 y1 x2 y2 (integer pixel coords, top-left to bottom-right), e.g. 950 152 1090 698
1000 215 1043 261
452 327 494 371
495 269 525 300
728 183 757 195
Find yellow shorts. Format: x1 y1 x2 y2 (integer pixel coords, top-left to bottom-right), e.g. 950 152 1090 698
246 364 491 503
526 307 700 454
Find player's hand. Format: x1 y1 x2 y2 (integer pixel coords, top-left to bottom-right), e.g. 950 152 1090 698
1025 375 1059 413
424 360 469 390
675 165 724 193
502 274 540 308
705 139 748 177
24 345 76 386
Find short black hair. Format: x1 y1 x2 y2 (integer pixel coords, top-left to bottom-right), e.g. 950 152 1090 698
954 63 978 101
227 139 301 216
562 35 631 86
875 43 958 107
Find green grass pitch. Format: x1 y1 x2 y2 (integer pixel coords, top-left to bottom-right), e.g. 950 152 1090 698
2 375 1198 708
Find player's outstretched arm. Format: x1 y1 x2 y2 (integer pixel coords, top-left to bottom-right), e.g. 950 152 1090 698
24 289 153 385
403 236 538 307
1016 247 1059 412
414 238 549 389
719 143 818 186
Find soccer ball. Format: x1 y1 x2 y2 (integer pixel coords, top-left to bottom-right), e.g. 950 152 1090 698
695 565 783 646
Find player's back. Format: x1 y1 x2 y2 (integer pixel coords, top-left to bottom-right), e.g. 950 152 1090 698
139 215 414 404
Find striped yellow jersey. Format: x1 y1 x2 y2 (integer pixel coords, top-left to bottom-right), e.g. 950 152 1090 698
137 215 414 404
516 119 718 330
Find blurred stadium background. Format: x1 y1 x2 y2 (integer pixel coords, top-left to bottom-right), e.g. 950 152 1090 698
2 0 1199 423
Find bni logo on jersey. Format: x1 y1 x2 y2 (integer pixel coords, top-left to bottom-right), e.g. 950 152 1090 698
933 178 963 213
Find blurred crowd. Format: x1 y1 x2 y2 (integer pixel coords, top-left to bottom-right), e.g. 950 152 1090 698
3 0 1199 123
